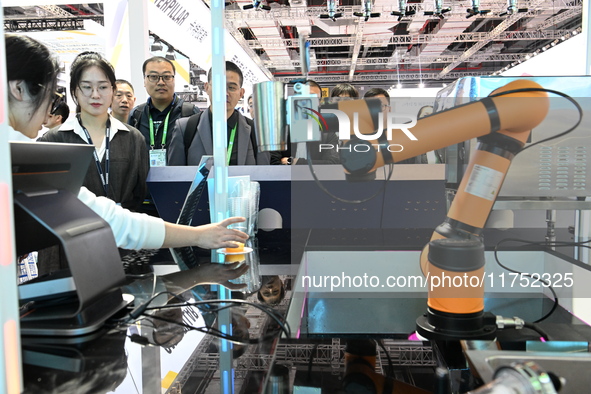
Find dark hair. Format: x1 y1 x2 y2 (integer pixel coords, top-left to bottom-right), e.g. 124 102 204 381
208 61 244 87
4 34 59 113
70 51 116 109
142 56 176 75
364 87 390 99
115 79 134 92
257 276 286 305
330 83 359 98
51 101 70 123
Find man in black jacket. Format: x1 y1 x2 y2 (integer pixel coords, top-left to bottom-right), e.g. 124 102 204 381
167 61 269 166
128 56 199 167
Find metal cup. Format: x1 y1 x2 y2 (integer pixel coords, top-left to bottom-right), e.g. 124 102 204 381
253 81 287 151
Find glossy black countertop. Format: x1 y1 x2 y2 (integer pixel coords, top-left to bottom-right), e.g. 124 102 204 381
22 227 590 394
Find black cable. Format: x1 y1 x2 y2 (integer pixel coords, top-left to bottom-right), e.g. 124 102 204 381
376 339 393 379
487 87 583 153
494 239 558 323
110 285 292 344
143 298 291 338
144 312 284 346
495 236 591 323
492 237 591 323
305 144 395 203
523 322 550 341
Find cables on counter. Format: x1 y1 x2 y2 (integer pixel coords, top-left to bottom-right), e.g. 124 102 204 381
493 237 591 324
112 291 291 346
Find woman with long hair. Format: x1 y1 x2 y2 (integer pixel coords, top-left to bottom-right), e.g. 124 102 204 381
38 51 148 211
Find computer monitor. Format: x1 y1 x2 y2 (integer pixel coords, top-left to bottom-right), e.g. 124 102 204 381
11 141 94 256
11 141 92 196
12 142 127 336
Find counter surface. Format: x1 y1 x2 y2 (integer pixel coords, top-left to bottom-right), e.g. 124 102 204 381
21 227 591 393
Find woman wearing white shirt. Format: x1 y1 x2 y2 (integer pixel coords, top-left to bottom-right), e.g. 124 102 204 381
5 33 246 252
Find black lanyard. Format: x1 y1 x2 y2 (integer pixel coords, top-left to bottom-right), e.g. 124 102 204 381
77 114 111 197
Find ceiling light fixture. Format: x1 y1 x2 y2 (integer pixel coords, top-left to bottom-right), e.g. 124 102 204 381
500 0 528 16
319 0 343 21
165 47 176 60
392 0 416 21
151 40 163 52
424 0 451 19
354 0 381 21
243 0 271 11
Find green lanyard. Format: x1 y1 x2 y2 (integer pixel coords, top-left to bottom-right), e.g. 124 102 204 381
148 109 172 149
226 124 238 165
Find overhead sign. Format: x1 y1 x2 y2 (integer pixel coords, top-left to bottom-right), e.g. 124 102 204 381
148 0 271 91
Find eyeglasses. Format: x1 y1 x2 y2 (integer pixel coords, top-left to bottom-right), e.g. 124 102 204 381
145 74 174 83
381 103 391 111
77 83 113 97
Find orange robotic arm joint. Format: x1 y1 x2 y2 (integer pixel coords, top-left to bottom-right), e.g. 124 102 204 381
335 80 549 180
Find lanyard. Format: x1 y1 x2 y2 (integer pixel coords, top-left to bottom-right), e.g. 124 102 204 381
148 108 172 149
226 123 238 165
78 114 111 197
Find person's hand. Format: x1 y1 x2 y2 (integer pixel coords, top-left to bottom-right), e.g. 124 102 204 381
163 217 249 249
194 217 249 249
192 261 250 290
162 261 250 294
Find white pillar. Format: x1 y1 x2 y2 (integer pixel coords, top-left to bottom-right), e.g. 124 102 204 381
104 0 150 104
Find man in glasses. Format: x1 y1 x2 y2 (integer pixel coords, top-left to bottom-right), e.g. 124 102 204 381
128 56 199 167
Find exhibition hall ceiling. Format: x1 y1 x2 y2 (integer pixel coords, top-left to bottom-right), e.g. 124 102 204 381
3 1 583 87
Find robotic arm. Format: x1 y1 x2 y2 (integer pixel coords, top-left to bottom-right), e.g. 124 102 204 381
253 78 550 339
306 79 550 339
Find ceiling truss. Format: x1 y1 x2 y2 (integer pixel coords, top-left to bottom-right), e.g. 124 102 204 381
1 1 583 87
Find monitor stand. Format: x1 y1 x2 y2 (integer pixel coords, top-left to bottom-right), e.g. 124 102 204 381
15 189 128 336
